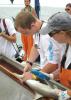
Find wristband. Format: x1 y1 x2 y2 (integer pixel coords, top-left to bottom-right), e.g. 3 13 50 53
26 61 33 66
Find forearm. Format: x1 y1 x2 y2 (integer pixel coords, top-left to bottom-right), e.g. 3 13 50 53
52 68 60 80
23 46 39 72
67 90 71 96
2 33 16 42
28 46 39 63
41 63 58 74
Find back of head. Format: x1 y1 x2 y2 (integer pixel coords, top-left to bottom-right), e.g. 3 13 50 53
48 12 71 35
41 12 71 36
15 11 36 30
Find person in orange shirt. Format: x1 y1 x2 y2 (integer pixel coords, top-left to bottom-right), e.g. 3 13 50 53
21 0 37 61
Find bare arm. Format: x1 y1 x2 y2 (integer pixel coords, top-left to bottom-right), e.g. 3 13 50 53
0 32 16 42
41 63 58 74
0 18 17 42
23 45 39 72
52 67 60 80
67 90 71 96
28 45 39 63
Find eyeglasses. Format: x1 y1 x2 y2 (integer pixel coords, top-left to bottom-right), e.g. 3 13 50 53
49 30 71 37
48 30 60 37
65 8 71 11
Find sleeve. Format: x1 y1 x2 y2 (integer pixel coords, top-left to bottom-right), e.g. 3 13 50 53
5 18 17 35
42 37 60 64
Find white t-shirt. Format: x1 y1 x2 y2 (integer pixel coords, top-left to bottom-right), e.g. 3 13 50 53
34 22 61 68
0 18 17 59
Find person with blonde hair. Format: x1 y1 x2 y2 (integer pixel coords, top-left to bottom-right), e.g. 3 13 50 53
21 0 37 61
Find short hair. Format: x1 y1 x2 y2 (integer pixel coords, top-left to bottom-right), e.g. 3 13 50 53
15 11 36 29
24 0 31 2
66 3 71 7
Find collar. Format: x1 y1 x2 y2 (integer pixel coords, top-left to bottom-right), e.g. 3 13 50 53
39 21 47 33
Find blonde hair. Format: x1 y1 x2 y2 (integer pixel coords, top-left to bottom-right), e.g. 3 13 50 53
15 11 36 30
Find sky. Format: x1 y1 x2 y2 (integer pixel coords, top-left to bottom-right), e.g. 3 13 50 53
47 0 71 7
0 0 71 7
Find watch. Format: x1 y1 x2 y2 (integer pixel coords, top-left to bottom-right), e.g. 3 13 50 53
26 61 33 66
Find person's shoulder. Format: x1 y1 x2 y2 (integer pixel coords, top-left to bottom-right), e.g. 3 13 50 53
5 18 13 23
5 18 14 27
21 8 25 12
30 6 35 11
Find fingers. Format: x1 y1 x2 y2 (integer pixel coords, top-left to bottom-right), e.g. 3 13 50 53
20 72 33 83
23 67 28 73
14 72 33 84
23 65 31 73
13 73 24 79
13 73 25 83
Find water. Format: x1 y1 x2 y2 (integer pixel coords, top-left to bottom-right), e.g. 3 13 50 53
0 6 64 20
40 7 64 21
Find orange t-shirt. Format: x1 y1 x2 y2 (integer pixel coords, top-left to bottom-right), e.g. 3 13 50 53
59 68 71 89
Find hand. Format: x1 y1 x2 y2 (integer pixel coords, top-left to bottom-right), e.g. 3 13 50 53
0 32 3 36
23 63 32 73
19 72 33 83
14 72 33 83
0 32 5 36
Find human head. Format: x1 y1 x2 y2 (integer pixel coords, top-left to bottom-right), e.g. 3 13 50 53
24 0 31 6
43 12 71 44
65 3 71 14
15 11 38 35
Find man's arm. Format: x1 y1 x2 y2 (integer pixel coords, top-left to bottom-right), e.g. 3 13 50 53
40 35 60 76
23 45 39 72
1 18 17 42
0 32 16 42
41 63 58 74
28 45 39 63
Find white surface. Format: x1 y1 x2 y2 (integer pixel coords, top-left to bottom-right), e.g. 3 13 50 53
0 71 33 100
